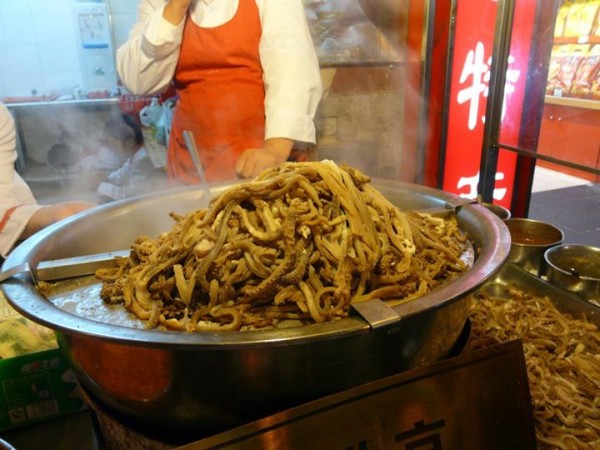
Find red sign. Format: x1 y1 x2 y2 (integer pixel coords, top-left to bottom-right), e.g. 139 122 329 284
443 0 536 209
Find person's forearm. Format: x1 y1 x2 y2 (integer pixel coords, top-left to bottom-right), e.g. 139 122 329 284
20 206 54 241
21 202 95 241
163 0 191 25
116 1 186 96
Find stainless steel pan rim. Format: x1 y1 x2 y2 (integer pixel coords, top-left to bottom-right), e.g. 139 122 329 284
1 180 510 349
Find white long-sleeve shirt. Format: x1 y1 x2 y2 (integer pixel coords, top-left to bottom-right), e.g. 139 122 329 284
0 103 43 258
116 0 323 144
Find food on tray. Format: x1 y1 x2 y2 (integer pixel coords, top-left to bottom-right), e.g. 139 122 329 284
96 161 469 331
467 287 600 449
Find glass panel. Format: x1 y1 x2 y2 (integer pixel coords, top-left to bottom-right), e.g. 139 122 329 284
305 0 404 66
536 0 600 179
498 0 600 178
497 0 539 150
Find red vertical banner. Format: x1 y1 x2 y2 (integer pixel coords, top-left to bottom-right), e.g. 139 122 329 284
443 0 536 209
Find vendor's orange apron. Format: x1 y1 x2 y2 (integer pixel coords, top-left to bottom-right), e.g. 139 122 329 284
168 0 265 183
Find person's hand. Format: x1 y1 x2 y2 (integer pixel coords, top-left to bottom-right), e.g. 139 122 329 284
235 138 293 179
164 0 193 25
21 201 97 241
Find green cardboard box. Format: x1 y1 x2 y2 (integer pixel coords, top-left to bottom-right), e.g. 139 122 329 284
0 293 87 432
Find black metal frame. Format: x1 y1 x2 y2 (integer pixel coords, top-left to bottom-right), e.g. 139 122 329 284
477 0 600 216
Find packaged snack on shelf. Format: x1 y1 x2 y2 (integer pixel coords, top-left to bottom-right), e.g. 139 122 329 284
0 291 87 432
554 2 572 38
570 44 600 97
564 0 600 37
546 44 589 96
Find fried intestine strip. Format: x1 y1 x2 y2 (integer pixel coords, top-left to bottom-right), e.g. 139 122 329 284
468 289 600 449
97 161 468 331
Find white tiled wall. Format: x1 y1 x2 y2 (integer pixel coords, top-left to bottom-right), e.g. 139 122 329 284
0 0 138 99
107 0 139 49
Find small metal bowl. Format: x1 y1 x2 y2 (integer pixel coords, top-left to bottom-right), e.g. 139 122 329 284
545 244 600 304
505 218 564 276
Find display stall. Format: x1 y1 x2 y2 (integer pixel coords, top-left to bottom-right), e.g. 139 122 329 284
539 0 600 182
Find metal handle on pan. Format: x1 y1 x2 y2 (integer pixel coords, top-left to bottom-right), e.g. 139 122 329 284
351 299 402 329
0 263 35 284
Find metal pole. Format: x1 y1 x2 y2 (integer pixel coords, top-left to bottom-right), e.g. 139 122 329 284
415 0 435 185
477 0 516 202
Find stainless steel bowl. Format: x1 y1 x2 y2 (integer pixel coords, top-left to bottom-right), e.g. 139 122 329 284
505 218 564 276
1 180 510 444
545 244 600 303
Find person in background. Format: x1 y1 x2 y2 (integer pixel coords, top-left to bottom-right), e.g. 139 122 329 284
116 0 322 184
78 114 143 174
0 103 96 259
96 113 165 202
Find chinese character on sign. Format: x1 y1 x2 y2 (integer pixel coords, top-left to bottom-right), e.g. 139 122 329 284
457 171 507 201
457 42 488 131
395 419 445 450
457 42 521 130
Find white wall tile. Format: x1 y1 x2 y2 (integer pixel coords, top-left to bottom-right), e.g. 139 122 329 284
29 0 72 15
111 13 137 49
5 44 42 75
3 73 44 98
38 43 80 73
32 13 77 44
1 0 136 99
0 1 31 14
3 13 36 44
108 0 138 15
0 15 6 46
0 45 5 77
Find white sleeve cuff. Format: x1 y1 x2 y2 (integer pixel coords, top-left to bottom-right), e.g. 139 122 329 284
265 112 317 145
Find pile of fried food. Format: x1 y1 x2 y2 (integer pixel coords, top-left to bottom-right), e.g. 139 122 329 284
97 161 469 331
467 288 600 449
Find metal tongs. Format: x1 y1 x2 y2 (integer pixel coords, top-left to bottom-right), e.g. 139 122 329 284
0 250 130 285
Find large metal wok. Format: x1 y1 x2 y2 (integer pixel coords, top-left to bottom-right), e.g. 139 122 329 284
1 180 510 444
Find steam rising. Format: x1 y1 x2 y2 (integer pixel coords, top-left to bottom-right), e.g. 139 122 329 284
309 0 426 183
27 104 172 205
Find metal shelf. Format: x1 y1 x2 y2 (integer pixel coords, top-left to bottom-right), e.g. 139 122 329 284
545 95 600 111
